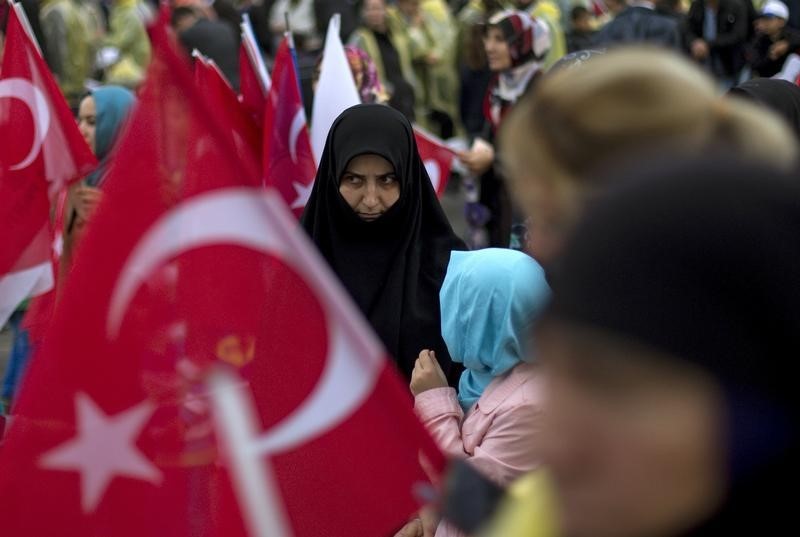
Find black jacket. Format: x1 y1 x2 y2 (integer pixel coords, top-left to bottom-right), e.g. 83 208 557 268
594 6 682 50
685 0 750 77
747 27 800 77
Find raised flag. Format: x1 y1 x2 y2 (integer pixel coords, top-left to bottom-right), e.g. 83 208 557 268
0 3 96 326
239 13 270 125
310 14 360 164
193 49 261 160
210 185 447 537
262 34 316 217
0 14 444 537
414 126 456 197
0 18 260 536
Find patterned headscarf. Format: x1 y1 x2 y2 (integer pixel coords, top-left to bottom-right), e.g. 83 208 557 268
344 45 387 104
486 10 551 68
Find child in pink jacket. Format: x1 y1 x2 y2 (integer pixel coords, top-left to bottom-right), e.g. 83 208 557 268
409 248 550 537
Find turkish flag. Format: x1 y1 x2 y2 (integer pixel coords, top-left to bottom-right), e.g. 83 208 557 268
262 36 317 218
193 51 261 161
414 127 456 197
0 6 96 326
238 14 270 127
0 17 443 537
0 18 259 536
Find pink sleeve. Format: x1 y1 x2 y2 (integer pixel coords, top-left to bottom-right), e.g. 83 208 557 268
468 404 541 486
414 387 468 459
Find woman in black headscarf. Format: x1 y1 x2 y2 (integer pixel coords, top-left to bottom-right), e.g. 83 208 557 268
302 104 466 379
729 78 800 140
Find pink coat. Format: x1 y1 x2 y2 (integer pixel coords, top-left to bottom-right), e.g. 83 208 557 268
413 363 544 537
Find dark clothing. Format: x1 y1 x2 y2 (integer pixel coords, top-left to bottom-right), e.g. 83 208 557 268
314 0 358 42
594 6 682 50
729 78 800 138
374 30 416 121
549 154 800 536
478 70 540 249
747 27 800 77
301 104 465 379
685 0 750 78
567 30 596 53
180 18 240 90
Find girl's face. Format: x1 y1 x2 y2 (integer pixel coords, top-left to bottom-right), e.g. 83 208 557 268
77 95 97 155
536 323 726 537
484 27 513 72
339 154 400 221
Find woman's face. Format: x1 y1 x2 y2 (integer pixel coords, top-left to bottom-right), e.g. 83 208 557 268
363 0 387 32
484 27 513 72
339 154 400 221
536 323 726 537
77 95 97 155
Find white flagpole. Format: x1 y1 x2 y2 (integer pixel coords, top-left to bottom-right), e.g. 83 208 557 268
240 13 272 93
209 370 293 537
10 0 44 56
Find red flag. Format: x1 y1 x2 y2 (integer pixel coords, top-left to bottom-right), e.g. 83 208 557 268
0 17 443 537
414 127 456 197
238 14 270 126
0 6 96 325
262 36 316 218
209 188 446 537
193 50 261 160
0 19 258 536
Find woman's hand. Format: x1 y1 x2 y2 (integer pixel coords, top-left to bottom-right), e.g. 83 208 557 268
458 142 495 176
393 517 423 537
73 185 103 222
410 350 448 396
393 507 439 537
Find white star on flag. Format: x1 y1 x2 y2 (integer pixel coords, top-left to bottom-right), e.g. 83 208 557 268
39 393 162 513
291 181 314 210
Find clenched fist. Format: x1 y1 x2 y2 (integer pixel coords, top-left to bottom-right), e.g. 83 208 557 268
410 350 448 396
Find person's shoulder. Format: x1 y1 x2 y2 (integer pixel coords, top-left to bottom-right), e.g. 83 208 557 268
479 364 543 416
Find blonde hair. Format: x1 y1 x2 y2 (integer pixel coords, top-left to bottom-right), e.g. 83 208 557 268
499 48 798 211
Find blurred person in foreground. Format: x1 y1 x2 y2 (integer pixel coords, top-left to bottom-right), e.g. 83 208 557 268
498 47 798 268
528 154 800 536
729 78 800 139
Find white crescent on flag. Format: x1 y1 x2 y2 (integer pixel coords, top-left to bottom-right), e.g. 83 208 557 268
106 188 383 454
0 77 51 171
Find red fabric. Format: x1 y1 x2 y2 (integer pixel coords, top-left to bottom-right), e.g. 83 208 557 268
0 19 443 537
262 37 316 218
0 7 96 275
239 44 267 126
193 53 261 160
414 127 455 197
0 19 258 536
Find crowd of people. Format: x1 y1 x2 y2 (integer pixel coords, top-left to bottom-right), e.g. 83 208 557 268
2 0 800 536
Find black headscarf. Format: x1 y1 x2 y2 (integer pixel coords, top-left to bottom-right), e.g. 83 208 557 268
302 104 466 379
729 79 800 139
548 154 800 534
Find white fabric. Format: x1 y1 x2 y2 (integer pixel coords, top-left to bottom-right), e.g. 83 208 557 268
762 0 790 20
0 261 53 327
310 15 361 165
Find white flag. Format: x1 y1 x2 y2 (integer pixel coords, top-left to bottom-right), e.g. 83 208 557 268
310 14 360 164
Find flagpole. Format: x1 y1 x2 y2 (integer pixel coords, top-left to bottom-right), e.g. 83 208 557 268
10 0 43 56
209 370 294 537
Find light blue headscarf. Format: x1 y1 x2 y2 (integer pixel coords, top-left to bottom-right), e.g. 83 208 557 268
440 249 551 411
85 85 136 187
